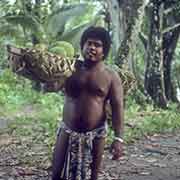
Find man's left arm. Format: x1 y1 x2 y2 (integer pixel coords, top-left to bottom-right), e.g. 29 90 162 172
109 71 124 160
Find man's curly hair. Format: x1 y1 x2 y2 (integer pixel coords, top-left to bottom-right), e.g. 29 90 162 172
80 26 111 59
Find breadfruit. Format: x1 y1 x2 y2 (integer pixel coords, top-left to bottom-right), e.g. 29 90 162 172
51 41 75 58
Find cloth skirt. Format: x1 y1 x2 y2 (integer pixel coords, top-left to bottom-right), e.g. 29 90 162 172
57 122 107 180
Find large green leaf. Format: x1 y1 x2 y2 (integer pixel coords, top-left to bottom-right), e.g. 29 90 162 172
46 3 89 38
2 14 43 34
0 24 22 38
3 13 46 43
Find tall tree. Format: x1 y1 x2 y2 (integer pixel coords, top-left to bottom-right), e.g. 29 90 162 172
144 0 167 108
162 1 180 102
104 0 123 58
144 0 180 107
115 0 146 66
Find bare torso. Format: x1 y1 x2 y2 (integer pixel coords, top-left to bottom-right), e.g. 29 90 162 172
63 61 111 132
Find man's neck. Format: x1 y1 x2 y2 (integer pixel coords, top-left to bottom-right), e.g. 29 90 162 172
83 60 104 70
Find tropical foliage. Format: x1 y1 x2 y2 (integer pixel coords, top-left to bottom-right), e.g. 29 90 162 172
0 0 103 49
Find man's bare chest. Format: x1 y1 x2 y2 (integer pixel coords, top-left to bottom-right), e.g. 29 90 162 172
78 69 110 95
65 68 111 98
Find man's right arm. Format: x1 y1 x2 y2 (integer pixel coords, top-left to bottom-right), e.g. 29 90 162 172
108 70 124 159
109 70 124 138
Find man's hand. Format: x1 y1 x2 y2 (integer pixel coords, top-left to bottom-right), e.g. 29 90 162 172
110 140 123 160
43 81 62 92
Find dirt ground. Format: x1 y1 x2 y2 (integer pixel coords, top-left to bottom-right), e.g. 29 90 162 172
0 117 180 180
101 132 180 180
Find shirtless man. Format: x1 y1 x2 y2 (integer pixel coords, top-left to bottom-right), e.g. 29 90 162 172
52 26 124 180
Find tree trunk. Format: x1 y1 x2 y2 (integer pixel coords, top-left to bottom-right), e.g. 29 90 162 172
116 0 146 67
144 1 167 108
163 1 180 102
163 28 180 101
105 0 124 59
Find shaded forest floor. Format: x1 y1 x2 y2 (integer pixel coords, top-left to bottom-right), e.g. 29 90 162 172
0 106 180 180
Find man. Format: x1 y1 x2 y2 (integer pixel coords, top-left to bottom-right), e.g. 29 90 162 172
52 26 124 180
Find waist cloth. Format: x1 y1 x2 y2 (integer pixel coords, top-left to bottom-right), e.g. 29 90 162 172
57 121 107 180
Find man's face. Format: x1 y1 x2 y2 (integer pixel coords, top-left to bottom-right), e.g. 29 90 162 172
82 38 104 62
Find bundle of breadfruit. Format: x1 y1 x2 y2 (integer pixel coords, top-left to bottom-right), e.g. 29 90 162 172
7 42 76 91
118 68 136 96
108 64 136 96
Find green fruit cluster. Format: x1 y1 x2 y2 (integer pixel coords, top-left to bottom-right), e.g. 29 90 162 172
22 44 75 82
49 41 75 58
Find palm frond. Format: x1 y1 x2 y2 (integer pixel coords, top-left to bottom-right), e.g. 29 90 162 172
46 3 89 38
51 3 87 15
0 24 27 47
0 23 22 38
2 14 43 34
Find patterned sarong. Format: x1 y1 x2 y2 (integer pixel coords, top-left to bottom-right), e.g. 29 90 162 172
58 122 107 180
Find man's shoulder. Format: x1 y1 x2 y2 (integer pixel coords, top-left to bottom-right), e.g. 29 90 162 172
104 65 119 77
104 65 122 85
